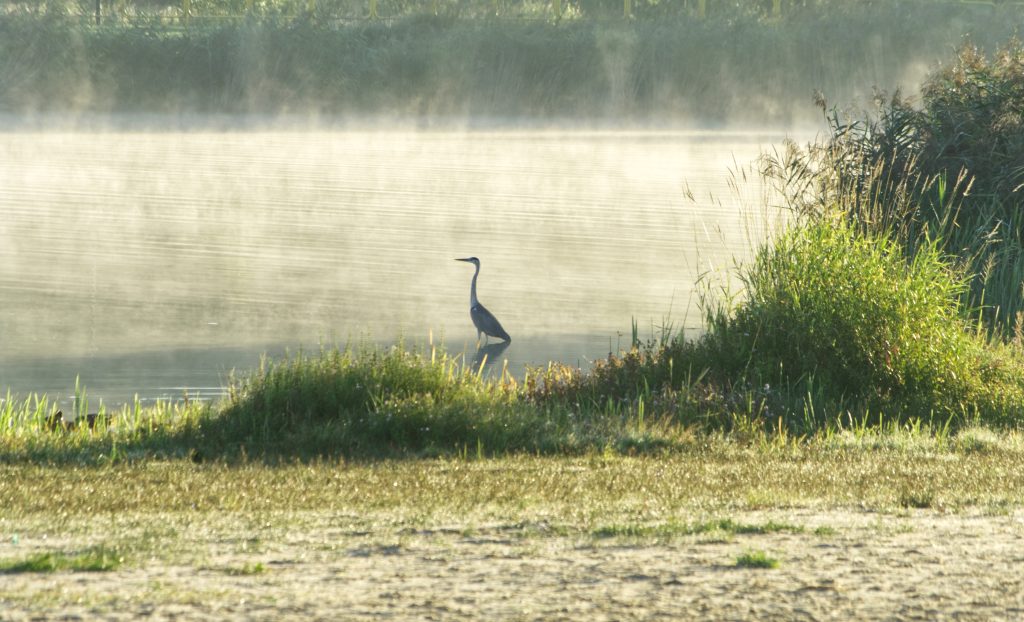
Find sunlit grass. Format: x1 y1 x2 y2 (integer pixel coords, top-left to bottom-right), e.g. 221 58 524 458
764 40 1024 339
0 547 123 573
592 518 804 539
0 389 208 464
3 328 1024 465
223 562 267 576
715 218 1024 425
2 439 1024 519
532 219 1024 435
735 550 779 569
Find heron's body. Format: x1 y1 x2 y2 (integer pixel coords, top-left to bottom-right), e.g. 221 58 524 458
455 257 511 343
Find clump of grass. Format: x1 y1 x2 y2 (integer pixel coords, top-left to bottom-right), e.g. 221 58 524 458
735 550 779 569
225 562 266 576
592 518 804 539
954 426 1006 454
0 546 122 573
764 39 1024 337
535 215 1024 433
0 390 208 465
897 489 938 510
720 218 982 422
591 521 692 539
205 345 554 458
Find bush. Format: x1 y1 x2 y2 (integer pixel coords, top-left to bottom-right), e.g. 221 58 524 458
203 346 546 457
919 41 1024 202
763 39 1024 336
535 217 1024 431
722 219 979 419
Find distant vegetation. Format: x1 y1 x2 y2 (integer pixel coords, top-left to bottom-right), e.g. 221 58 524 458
9 0 1011 23
1 2 1023 123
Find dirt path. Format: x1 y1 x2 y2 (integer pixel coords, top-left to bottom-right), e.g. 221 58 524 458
3 509 1024 620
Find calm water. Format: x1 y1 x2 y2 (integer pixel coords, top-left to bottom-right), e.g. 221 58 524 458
0 128 783 406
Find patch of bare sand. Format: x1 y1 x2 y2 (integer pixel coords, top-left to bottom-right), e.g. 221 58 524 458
2 509 1024 621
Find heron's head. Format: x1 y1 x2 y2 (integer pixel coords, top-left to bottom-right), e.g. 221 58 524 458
454 257 480 266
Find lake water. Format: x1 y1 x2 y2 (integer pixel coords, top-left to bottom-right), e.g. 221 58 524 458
0 128 786 407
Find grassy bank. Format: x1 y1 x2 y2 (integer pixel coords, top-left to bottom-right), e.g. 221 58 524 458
2 5 1024 123
4 438 1024 518
4 291 1024 463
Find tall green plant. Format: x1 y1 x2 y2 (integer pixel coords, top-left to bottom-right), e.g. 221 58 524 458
725 219 977 419
762 40 1024 337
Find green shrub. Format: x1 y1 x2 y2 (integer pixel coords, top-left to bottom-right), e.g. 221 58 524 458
763 39 1024 336
735 550 779 569
532 215 1024 430
724 218 978 419
919 41 1024 202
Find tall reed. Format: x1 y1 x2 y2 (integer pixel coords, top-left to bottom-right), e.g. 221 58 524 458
761 40 1024 337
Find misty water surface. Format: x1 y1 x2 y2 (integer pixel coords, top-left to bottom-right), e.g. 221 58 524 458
0 128 783 406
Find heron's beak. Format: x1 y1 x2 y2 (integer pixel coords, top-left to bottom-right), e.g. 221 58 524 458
454 258 472 262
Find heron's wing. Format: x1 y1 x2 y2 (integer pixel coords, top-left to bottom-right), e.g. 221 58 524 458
471 303 511 341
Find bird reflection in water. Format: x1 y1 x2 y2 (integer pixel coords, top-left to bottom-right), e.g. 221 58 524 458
471 340 511 374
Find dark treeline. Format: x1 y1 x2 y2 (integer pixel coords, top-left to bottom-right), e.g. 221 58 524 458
12 0 998 23
1 3 1022 124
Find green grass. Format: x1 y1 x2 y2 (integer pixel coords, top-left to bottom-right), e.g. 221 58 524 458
763 39 1024 338
535 217 1024 435
0 389 208 464
592 518 804 539
3 437 1024 517
0 547 123 573
204 345 571 458
735 549 779 569
715 218 999 423
224 562 267 575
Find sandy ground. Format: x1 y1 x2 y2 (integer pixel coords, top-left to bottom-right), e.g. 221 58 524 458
2 509 1024 621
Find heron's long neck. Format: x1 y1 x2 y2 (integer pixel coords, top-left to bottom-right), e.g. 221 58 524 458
470 263 480 307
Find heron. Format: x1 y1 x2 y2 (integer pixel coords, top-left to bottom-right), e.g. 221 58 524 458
454 257 511 344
